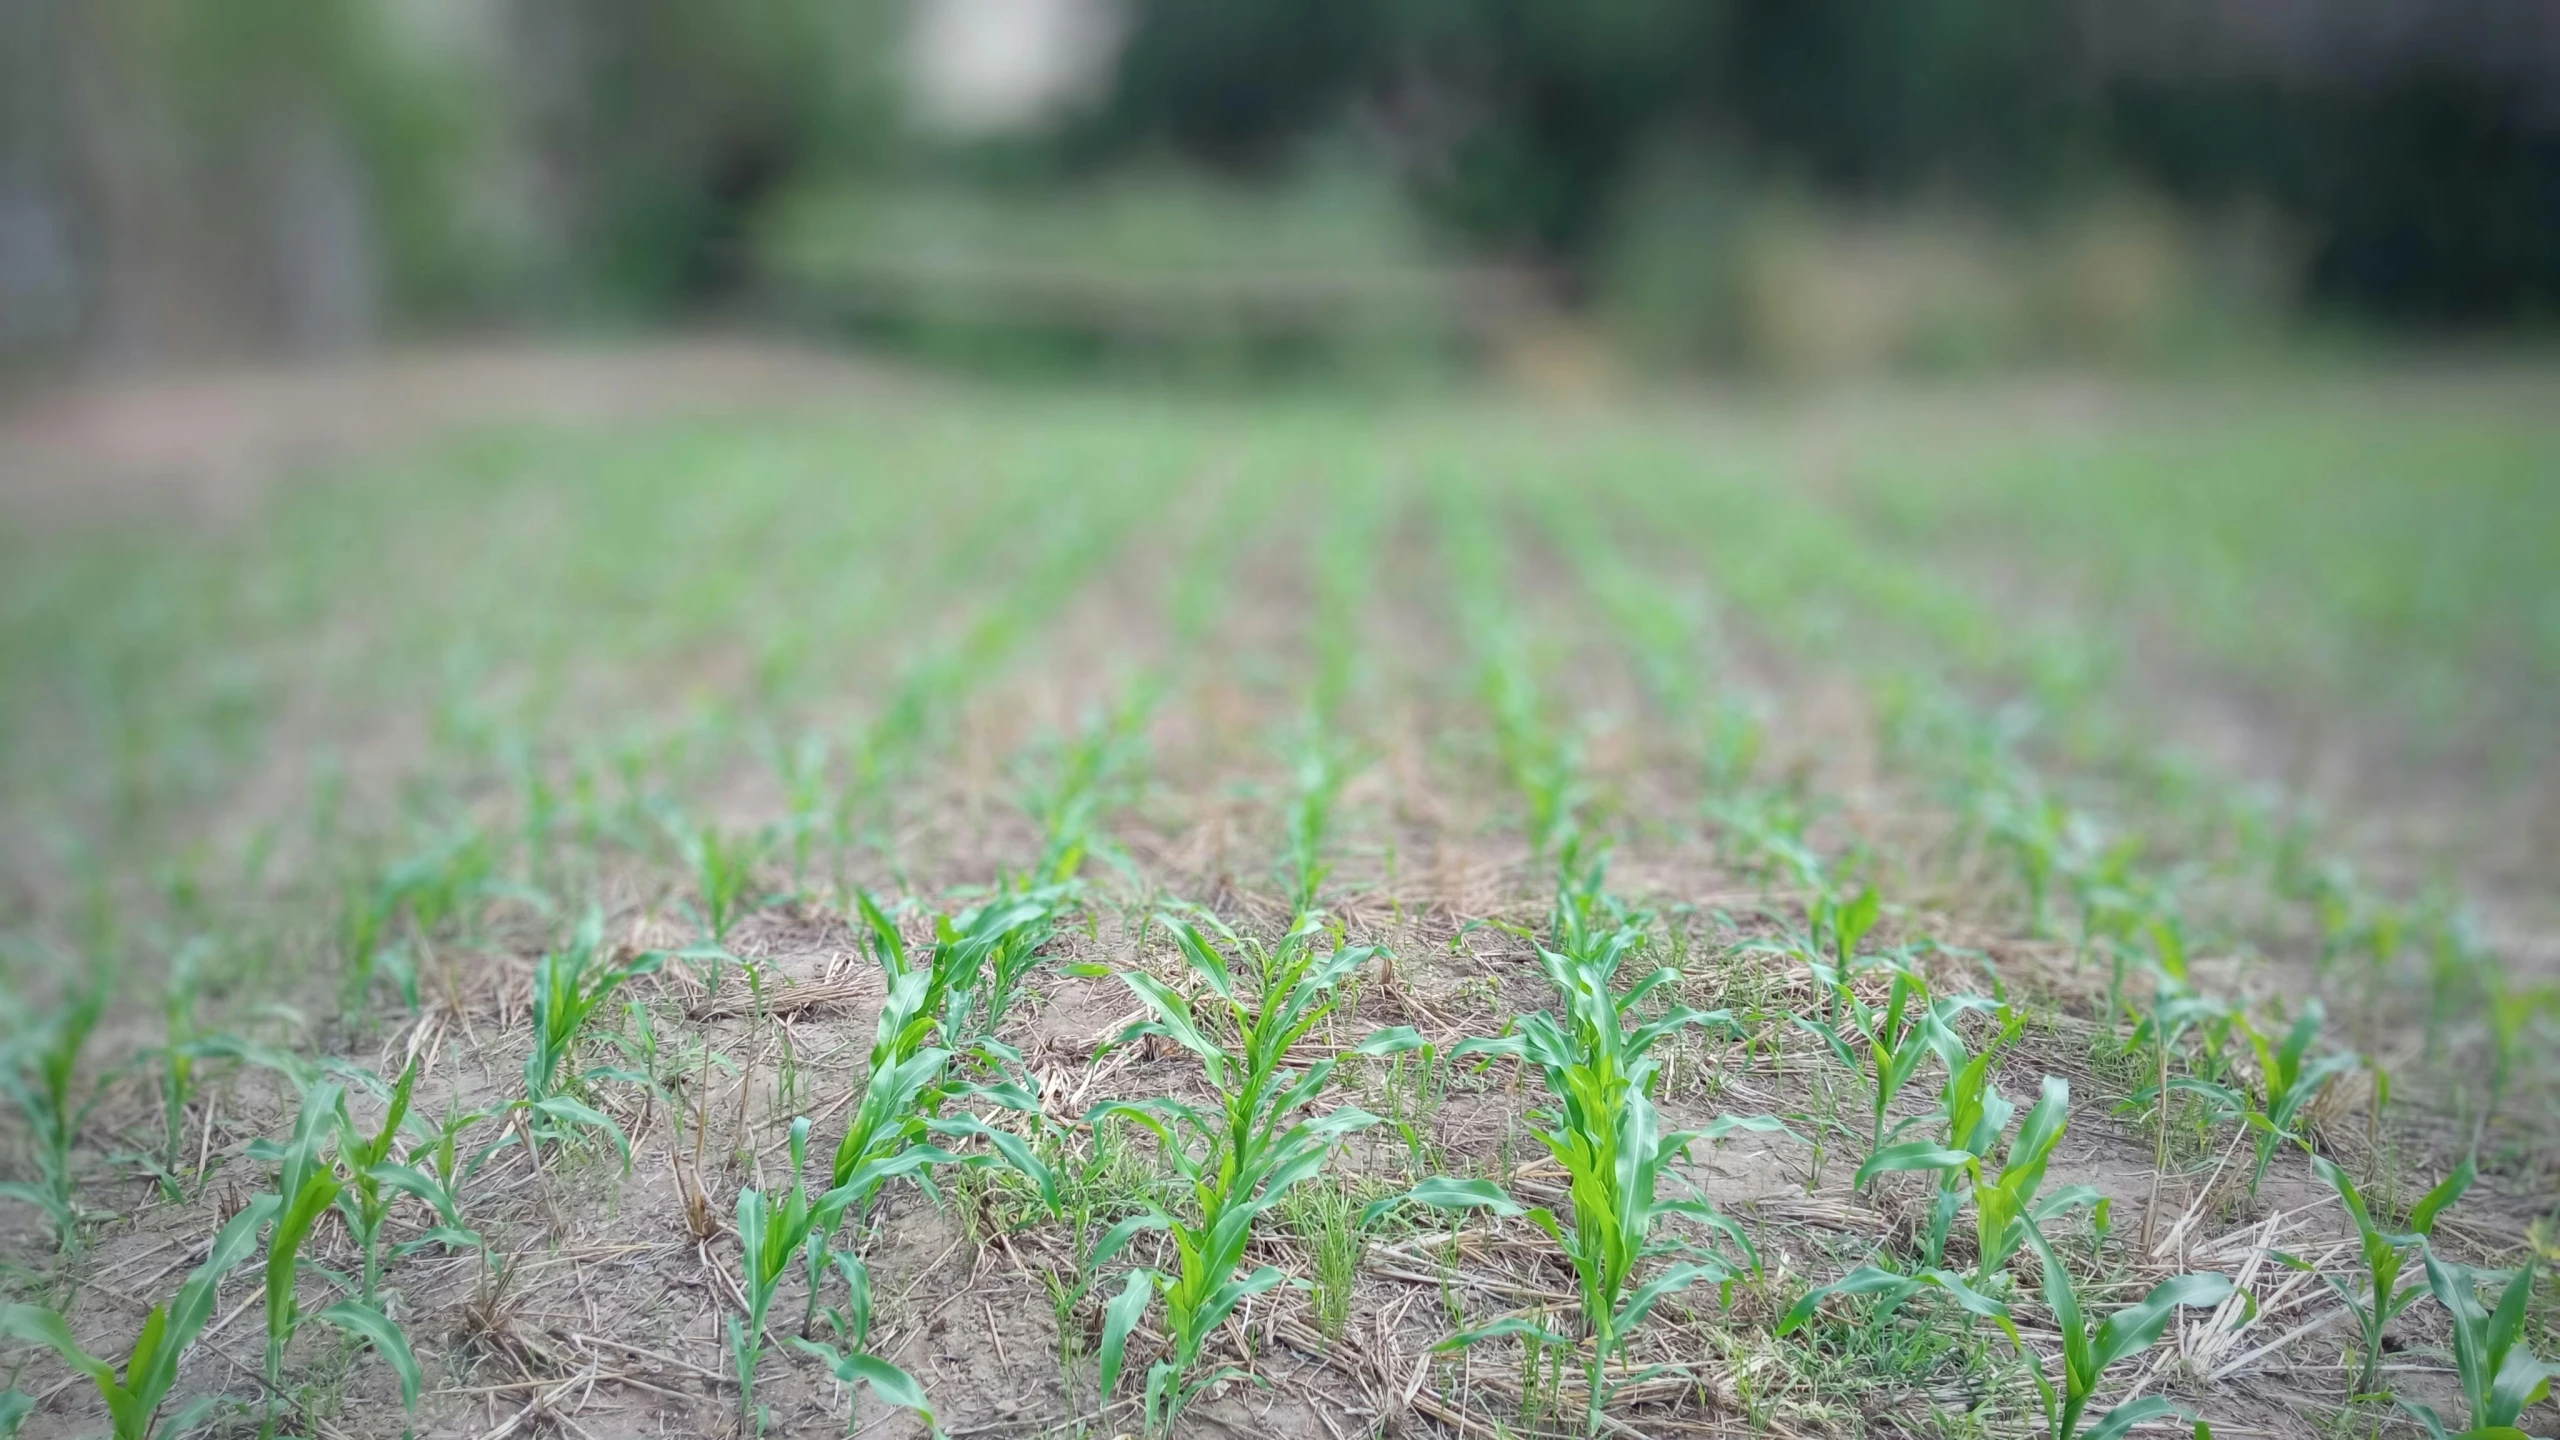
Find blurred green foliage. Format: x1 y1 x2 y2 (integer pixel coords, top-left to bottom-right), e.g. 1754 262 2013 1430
6 0 2558 361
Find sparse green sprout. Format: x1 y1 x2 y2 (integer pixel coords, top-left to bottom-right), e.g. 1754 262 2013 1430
1281 1176 1363 1343
255 1081 421 1437
0 1193 277 1440
1793 957 1953 1173
2401 1247 2552 1440
331 1058 422 1302
2483 974 2554 1133
519 909 664 1160
2018 1220 2234 1440
791 1250 939 1436
1857 1005 2022 1266
1020 694 1150 884
1368 919 1780 1438
2155 1000 2358 1199
155 940 208 1193
684 823 769 947
0 974 107 1248
1089 911 1398 1436
2304 1154 2472 1398
1280 729 1350 919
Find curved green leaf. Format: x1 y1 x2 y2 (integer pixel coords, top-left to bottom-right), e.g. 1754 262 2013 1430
320 1298 422 1411
1098 1269 1156 1397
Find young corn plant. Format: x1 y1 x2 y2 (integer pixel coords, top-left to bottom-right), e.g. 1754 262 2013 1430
1279 730 1350 919
330 1059 478 1300
256 1082 421 1439
1793 959 1952 1180
1856 1007 2022 1267
327 1061 417 1304
790 1250 937 1436
2157 1001 2358 1199
1020 694 1151 885
1860 1071 2102 1287
804 893 1065 1331
1369 922 1781 1438
733 1120 858 1431
518 909 664 1161
2304 1154 2473 1399
0 976 106 1247
392 1093 489 1257
0 1195 277 1440
1969 1078 2106 1286
2015 1217 2233 1440
1089 912 1407 1436
1449 515 1583 864
2401 1247 2551 1440
1776 1256 2016 1342
684 823 769 948
155 941 208 1192
2483 975 2554 1134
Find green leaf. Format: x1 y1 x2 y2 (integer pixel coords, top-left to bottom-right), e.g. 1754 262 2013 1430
369 1162 461 1227
320 1298 422 1411
2083 1395 2190 1440
2090 1272 2235 1376
1435 1315 1573 1351
1353 1026 1426 1056
1098 1269 1155 1398
1089 1212 1171 1276
833 1348 937 1424
1854 1142 1974 1190
1360 1176 1522 1230
0 1305 111 1384
530 1095 631 1167
2406 1158 2476 1238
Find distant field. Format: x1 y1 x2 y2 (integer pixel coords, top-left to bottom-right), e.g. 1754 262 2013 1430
0 358 2552 1440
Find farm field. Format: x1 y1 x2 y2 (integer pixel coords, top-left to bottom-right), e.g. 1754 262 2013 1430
0 353 2555 1440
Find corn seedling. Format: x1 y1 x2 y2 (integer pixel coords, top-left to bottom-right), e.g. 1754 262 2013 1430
1089 911 1406 1436
1711 789 1825 892
790 1250 937 1436
1856 1006 2022 1267
733 1119 856 1430
2483 975 2554 1134
684 823 768 947
519 909 664 1160
1020 693 1150 885
0 975 106 1247
0 1193 278 1440
1986 788 2072 938
1280 729 1349 919
329 1058 478 1300
1793 959 1955 1176
2303 1154 2472 1399
255 1081 421 1438
1367 921 1780 1438
2017 1219 2233 1440
2158 1001 2358 1200
2418 892 2482 1062
2401 1247 2552 1440
805 895 1063 1329
391 1094 489 1257
1775 1256 2017 1340
155 940 208 1193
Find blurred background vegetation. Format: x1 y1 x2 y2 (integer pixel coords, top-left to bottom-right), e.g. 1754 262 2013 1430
4 0 2559 378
